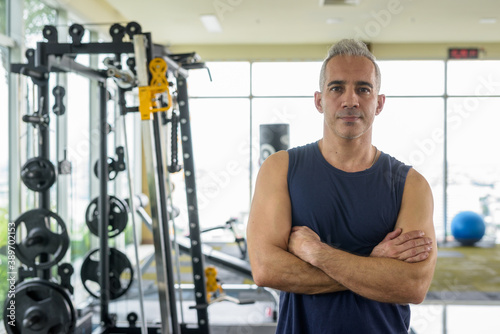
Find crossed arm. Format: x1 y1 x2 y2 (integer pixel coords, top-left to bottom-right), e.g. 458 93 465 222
247 151 437 304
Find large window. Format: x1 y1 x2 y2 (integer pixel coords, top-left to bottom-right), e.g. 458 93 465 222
0 0 6 35
187 59 500 244
446 60 500 242
0 45 8 318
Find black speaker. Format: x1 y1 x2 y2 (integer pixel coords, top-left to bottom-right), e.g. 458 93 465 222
259 123 290 164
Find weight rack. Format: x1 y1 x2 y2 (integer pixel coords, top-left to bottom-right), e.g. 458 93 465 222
8 22 212 334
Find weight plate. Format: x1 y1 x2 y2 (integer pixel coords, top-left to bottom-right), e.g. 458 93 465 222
93 157 118 180
14 209 70 269
21 157 57 192
80 248 134 300
3 279 76 334
85 195 129 238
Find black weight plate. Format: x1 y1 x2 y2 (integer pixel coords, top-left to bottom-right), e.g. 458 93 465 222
21 157 57 192
85 195 129 238
80 248 134 300
3 279 76 334
94 157 118 180
14 209 70 269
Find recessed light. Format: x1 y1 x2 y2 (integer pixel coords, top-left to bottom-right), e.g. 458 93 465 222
200 15 223 32
479 18 497 24
326 18 343 24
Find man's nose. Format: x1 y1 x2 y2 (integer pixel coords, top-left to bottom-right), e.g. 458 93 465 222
341 89 359 109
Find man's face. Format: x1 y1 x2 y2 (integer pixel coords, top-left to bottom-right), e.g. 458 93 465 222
315 55 385 141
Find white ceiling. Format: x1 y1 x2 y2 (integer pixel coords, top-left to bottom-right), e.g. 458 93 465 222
58 0 500 46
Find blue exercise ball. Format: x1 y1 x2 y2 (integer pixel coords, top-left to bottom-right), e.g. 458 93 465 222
451 211 485 245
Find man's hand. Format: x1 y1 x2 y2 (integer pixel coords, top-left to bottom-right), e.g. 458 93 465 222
370 228 432 263
288 226 323 264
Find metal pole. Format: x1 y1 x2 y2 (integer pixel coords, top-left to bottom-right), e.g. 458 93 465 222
134 33 174 334
35 43 51 279
443 61 448 244
176 75 210 334
152 112 181 333
98 81 112 328
121 112 148 334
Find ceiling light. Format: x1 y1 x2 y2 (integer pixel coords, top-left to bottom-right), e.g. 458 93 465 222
200 15 223 32
479 18 497 24
326 18 343 24
320 0 360 5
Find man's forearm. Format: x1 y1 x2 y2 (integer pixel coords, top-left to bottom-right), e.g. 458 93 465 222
312 243 432 304
251 245 347 294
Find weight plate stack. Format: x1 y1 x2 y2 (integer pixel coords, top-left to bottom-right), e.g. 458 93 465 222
3 279 76 334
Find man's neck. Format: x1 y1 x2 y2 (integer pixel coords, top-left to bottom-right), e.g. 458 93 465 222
318 135 377 172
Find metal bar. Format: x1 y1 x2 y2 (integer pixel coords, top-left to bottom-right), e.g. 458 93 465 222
48 55 107 82
37 41 135 58
134 32 174 334
35 41 51 280
7 0 23 248
166 172 186 324
121 113 148 334
443 62 449 243
98 81 112 327
152 44 188 78
176 75 210 334
175 237 252 279
152 112 181 333
142 121 174 334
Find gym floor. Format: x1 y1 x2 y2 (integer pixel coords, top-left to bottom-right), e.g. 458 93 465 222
70 240 500 334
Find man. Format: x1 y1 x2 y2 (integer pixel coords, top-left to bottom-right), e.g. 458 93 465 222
247 39 437 333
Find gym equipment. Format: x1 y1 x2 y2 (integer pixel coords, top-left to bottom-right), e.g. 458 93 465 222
80 248 134 300
85 195 129 238
93 146 126 180
120 111 148 334
259 123 290 164
135 35 181 332
52 86 66 116
104 57 136 89
203 266 254 306
451 211 486 245
200 218 247 259
3 279 76 334
11 20 210 334
13 208 70 269
21 157 57 192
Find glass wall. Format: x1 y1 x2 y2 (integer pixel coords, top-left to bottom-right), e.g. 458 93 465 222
446 60 500 242
0 0 6 35
187 59 500 243
0 45 8 316
184 62 251 237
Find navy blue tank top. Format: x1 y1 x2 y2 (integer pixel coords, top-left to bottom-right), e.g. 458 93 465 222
277 142 412 334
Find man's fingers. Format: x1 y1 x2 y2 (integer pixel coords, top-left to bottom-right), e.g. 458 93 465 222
399 244 432 262
383 228 402 242
395 230 428 245
404 251 430 263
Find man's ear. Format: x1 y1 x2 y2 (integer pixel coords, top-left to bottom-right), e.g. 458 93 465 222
376 94 386 115
314 91 323 114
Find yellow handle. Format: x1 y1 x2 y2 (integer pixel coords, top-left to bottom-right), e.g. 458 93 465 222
139 58 172 120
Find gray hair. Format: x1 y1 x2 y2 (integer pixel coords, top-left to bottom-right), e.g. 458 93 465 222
319 39 381 92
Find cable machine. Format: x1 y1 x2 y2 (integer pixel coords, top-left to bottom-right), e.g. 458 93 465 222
5 21 212 334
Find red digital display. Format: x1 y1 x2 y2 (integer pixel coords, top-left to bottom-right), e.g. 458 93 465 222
448 48 480 59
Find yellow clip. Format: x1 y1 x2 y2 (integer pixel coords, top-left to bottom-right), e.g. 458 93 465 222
139 58 172 120
205 266 219 301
